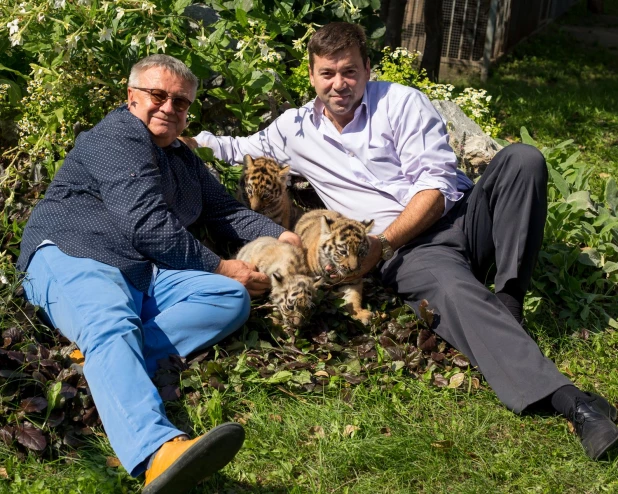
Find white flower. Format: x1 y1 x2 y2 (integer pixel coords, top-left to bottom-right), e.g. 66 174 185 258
77 0 91 5
66 34 80 50
196 34 208 48
99 27 112 42
18 3 27 13
37 12 45 22
236 39 245 49
145 32 156 45
9 33 22 47
155 39 167 52
292 38 304 51
234 50 243 59
7 19 19 35
0 274 8 285
54 0 66 8
141 2 155 15
130 35 140 47
116 7 125 19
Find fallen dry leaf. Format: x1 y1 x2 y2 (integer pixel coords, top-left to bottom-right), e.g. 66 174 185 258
431 440 454 450
470 377 480 389
567 421 576 434
380 426 392 436
343 425 360 437
314 370 329 377
268 414 282 423
308 426 325 439
0 467 7 479
448 373 465 389
106 457 121 468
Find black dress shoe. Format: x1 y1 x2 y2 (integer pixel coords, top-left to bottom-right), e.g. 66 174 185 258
571 398 618 460
584 392 618 422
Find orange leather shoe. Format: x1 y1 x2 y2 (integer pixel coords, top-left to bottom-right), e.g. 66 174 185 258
143 422 245 494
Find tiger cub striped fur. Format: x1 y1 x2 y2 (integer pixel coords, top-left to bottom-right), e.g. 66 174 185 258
237 155 302 230
294 209 375 325
236 237 321 328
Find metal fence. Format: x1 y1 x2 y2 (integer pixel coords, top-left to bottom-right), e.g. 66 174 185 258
401 0 579 79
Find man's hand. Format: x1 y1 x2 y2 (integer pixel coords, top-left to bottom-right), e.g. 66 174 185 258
215 259 270 297
178 136 198 150
277 231 303 249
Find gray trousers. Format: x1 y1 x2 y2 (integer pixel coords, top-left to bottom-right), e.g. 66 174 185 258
379 144 571 413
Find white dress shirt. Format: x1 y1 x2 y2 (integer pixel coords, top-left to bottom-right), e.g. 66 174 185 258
195 81 473 234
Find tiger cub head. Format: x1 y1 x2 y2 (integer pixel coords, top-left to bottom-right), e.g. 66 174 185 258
240 155 290 215
318 215 374 281
270 272 322 328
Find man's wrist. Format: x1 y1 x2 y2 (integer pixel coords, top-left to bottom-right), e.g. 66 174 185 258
376 233 395 261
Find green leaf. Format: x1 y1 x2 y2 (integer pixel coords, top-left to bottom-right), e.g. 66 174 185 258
0 78 22 105
194 147 215 162
520 126 538 147
494 137 510 148
566 190 594 214
555 139 574 149
602 261 618 274
605 177 618 215
0 63 28 79
174 0 192 14
548 165 571 199
235 8 248 26
266 370 293 384
578 247 602 268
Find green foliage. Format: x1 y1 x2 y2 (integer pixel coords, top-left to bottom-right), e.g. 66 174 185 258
523 127 618 330
374 47 502 138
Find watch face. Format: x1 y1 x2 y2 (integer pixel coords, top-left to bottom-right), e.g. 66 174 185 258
382 249 394 261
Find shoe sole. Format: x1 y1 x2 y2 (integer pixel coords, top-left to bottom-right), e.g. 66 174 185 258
143 422 245 494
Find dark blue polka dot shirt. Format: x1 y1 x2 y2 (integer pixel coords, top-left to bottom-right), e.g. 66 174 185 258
17 105 285 292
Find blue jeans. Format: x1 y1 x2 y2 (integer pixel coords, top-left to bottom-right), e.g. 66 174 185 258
22 245 250 476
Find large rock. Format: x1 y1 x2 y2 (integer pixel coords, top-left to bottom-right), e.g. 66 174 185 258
432 100 503 180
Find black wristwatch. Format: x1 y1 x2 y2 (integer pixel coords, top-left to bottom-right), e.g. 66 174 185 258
377 234 394 261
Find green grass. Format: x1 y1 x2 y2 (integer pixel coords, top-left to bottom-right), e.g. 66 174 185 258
478 1 618 193
2 2 618 493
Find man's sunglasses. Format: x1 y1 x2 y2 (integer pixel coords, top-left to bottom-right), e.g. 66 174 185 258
131 87 193 112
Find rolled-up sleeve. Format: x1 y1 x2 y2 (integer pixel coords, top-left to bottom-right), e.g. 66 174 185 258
392 91 462 214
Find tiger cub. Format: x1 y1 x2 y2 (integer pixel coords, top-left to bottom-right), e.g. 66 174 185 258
237 155 303 230
294 209 375 325
236 237 321 328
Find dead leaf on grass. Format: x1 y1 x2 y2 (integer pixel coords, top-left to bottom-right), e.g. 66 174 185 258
448 373 465 389
431 440 454 450
343 425 360 437
106 457 121 468
433 374 448 387
0 467 7 479
268 414 282 423
380 426 392 436
308 426 325 439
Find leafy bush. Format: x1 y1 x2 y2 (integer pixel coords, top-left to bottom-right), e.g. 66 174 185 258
374 47 502 138
522 127 618 330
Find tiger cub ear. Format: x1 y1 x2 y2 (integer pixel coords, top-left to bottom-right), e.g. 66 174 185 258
279 165 290 179
272 271 284 284
320 215 334 235
362 219 375 233
243 155 254 168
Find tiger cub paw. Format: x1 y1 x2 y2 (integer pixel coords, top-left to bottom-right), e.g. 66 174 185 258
352 308 374 326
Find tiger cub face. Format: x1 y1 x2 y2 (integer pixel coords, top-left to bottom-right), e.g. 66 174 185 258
317 214 374 281
239 155 289 216
270 272 322 328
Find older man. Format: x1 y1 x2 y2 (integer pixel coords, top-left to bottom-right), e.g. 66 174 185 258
17 55 301 493
183 22 618 460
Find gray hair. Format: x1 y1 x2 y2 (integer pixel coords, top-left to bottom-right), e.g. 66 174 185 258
128 54 198 90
